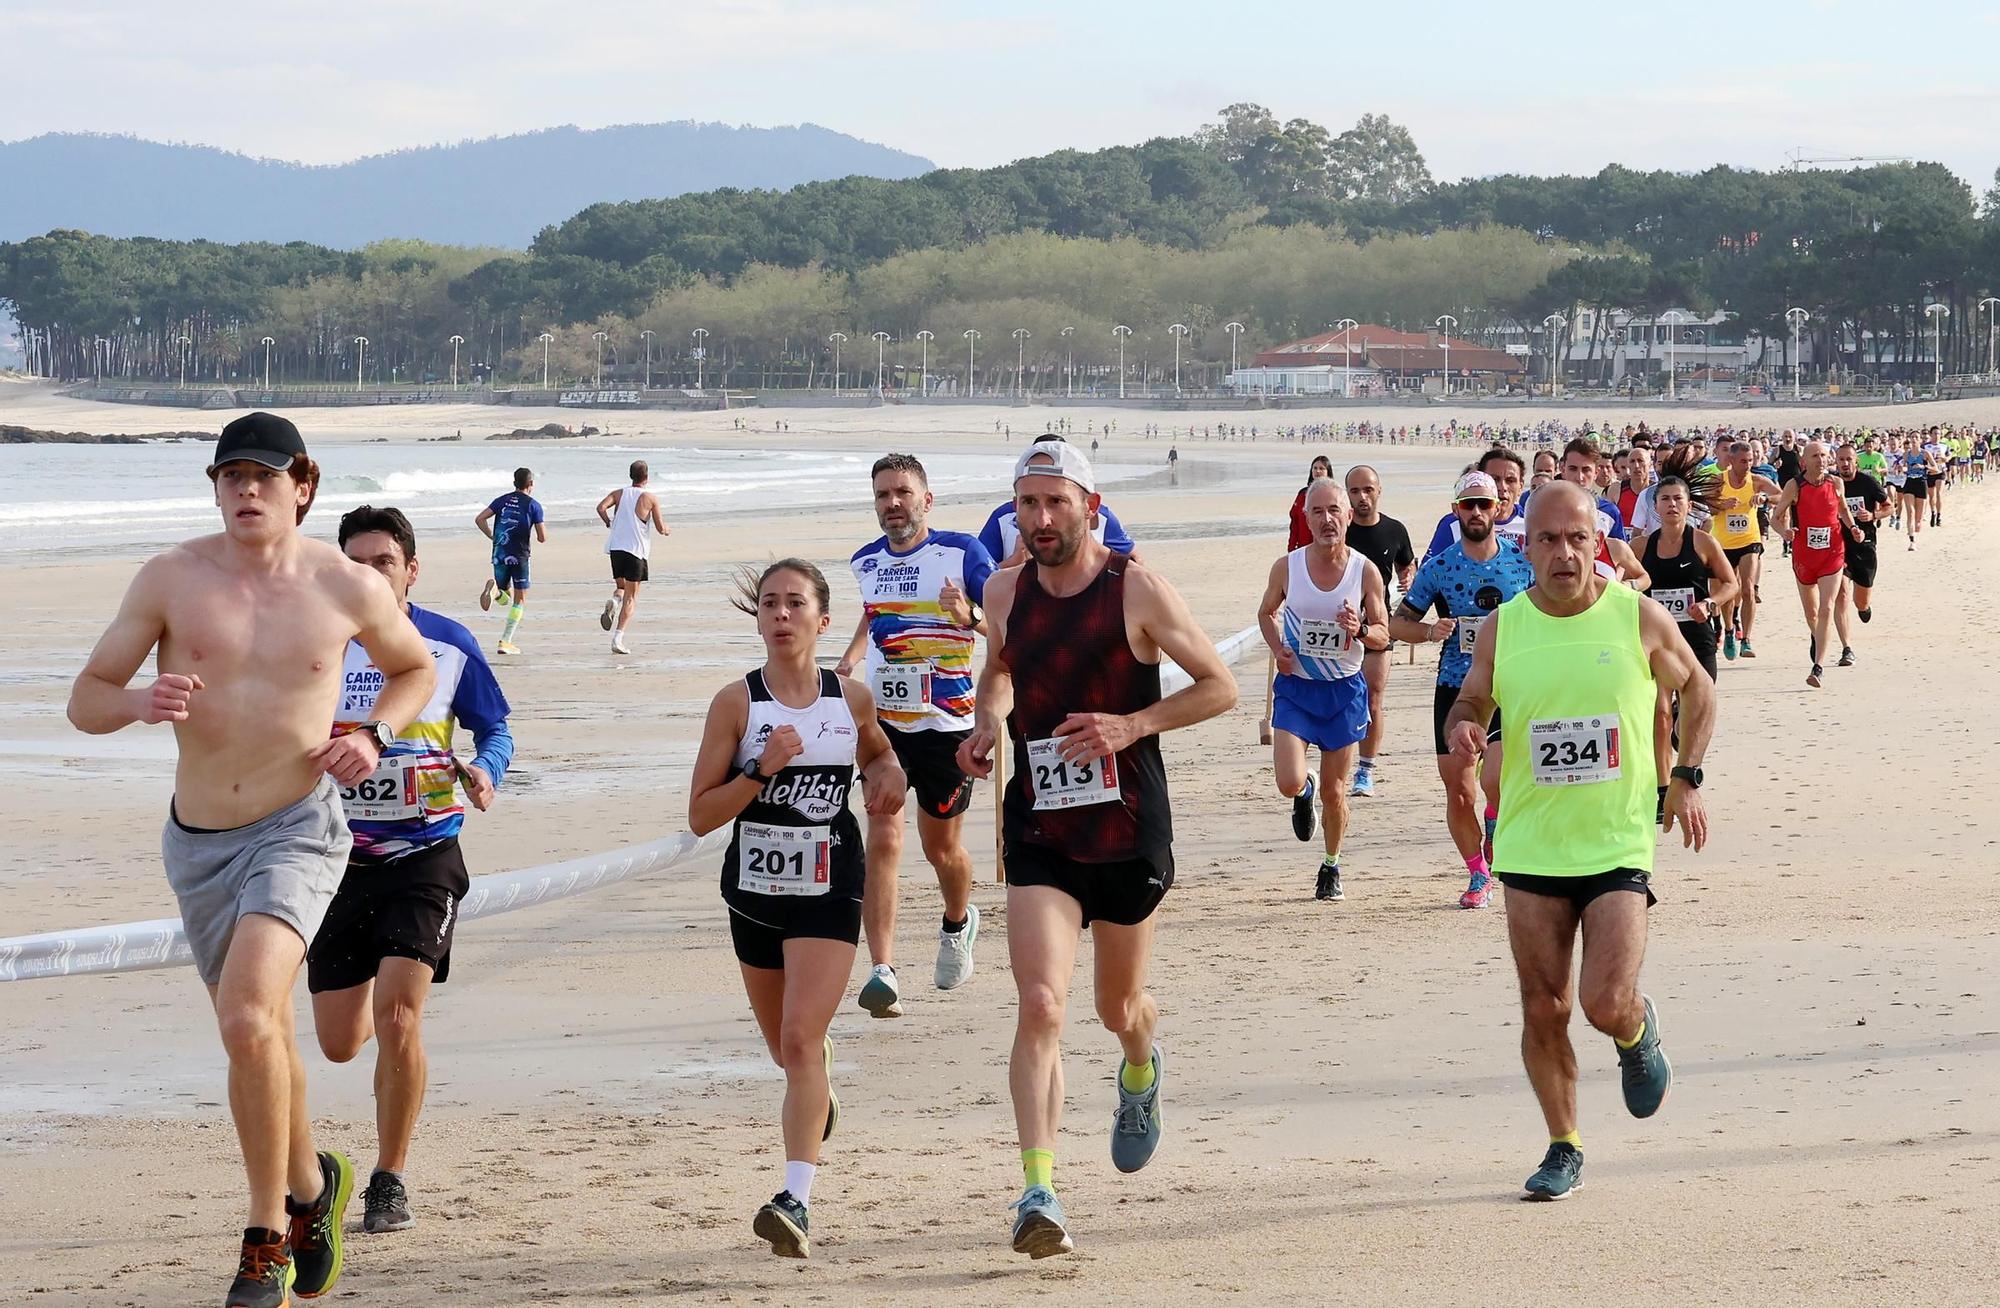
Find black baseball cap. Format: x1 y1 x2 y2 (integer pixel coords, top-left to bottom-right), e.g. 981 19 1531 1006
209 412 307 474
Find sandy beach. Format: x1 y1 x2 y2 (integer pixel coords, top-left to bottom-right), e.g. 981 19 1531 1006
3 382 1998 1306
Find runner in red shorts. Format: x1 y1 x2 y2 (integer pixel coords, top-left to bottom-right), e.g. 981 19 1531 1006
1770 441 1864 689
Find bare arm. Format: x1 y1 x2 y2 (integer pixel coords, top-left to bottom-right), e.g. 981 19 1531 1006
1643 597 1712 849
1442 609 1499 758
1770 481 1800 539
1356 560 1391 653
834 610 870 678
67 556 182 734
474 506 496 540
596 489 620 526
1693 531 1739 614
645 492 670 536
687 682 760 834
958 570 1018 778
1609 537 1649 589
841 678 907 818
535 522 548 544
1255 556 1297 675
1053 565 1235 763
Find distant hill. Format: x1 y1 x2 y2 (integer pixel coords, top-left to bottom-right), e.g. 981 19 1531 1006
0 122 934 249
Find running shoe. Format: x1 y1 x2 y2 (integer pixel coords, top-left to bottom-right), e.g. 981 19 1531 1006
285 1149 354 1298
599 596 619 631
1617 995 1672 1119
1349 769 1375 798
1010 1186 1074 1259
857 963 903 1018
934 903 979 991
1857 608 1872 624
1290 775 1318 842
1739 639 1756 659
822 1034 839 1141
1320 862 1344 901
1459 870 1493 909
496 641 520 657
1111 1047 1165 1173
611 635 631 655
753 1190 810 1259
1806 663 1823 689
1523 1142 1584 1201
478 578 496 613
361 1169 413 1234
1723 628 1737 660
227 1228 295 1308
1837 647 1855 667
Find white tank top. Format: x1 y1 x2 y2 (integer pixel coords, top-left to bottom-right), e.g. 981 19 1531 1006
1280 547 1366 681
605 486 649 558
734 669 859 806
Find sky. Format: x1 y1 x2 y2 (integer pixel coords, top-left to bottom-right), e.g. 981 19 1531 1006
5 0 1999 190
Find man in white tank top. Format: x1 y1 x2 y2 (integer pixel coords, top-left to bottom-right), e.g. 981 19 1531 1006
1255 479 1390 901
595 459 670 655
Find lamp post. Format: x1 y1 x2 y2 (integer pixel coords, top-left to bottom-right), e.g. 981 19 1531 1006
538 332 554 389
1542 313 1566 395
1784 307 1808 400
1168 323 1189 394
1334 318 1358 398
1224 321 1245 382
1011 328 1031 397
1658 309 1687 400
827 332 847 392
1435 314 1458 396
1981 298 2000 382
1112 324 1132 399
1925 302 1949 389
592 330 609 387
177 335 193 388
691 327 709 390
963 329 981 395
1060 325 1074 397
640 329 654 388
915 329 934 396
261 336 275 389
353 336 368 391
871 330 891 394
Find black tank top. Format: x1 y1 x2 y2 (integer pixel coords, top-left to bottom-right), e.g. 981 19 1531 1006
1641 527 1713 641
1000 556 1171 863
721 669 864 915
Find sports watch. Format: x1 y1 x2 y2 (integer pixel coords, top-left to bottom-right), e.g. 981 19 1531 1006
741 757 769 784
360 720 395 754
1670 765 1703 789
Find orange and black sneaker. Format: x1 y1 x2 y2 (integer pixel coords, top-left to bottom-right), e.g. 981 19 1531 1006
227 1227 295 1308
285 1150 355 1299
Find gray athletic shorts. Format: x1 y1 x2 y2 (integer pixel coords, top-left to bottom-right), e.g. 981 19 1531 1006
162 775 351 985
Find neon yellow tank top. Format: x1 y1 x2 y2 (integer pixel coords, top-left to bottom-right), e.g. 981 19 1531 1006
1712 471 1759 549
1492 582 1657 876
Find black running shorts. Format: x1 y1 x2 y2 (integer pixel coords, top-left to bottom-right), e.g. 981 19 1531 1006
1723 543 1764 566
1843 542 1878 588
1005 841 1173 927
307 839 470 993
1432 682 1501 756
887 725 974 819
727 900 862 969
609 549 649 582
1496 868 1657 909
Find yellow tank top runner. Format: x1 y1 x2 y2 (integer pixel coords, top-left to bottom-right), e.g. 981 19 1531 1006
1711 470 1760 550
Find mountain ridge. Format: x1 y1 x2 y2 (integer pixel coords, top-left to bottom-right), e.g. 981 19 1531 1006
0 121 935 249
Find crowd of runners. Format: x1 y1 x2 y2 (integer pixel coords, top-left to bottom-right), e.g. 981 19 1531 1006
59 409 1994 1302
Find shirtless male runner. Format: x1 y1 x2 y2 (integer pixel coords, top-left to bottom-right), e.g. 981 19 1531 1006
958 443 1235 1258
67 413 435 1308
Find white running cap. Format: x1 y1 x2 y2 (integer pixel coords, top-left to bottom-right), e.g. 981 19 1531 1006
1013 442 1096 495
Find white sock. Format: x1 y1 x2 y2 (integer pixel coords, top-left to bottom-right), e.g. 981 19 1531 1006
784 1160 816 1206
1357 756 1375 772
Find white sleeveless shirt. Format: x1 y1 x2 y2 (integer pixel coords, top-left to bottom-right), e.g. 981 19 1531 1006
605 486 649 558
1280 547 1366 681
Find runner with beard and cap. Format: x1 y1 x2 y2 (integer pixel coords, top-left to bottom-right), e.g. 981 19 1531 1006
1832 443 1890 665
978 434 1138 566
833 454 996 1017
1422 446 1527 560
1770 441 1866 688
1257 479 1390 900
67 413 436 1308
957 442 1235 1258
1342 464 1415 798
1390 471 1535 909
1446 479 1712 1202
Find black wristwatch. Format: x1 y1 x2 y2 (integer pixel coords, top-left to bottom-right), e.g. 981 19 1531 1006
360 720 395 754
1670 765 1703 789
967 603 984 628
741 757 768 784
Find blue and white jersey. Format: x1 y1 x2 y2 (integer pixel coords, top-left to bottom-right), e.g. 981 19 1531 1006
1401 540 1534 688
978 500 1135 565
849 530 994 733
334 604 513 862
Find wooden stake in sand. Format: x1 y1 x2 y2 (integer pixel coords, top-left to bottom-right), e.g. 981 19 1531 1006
1259 652 1275 745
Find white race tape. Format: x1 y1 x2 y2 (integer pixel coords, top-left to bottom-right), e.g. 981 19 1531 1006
0 625 1262 984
